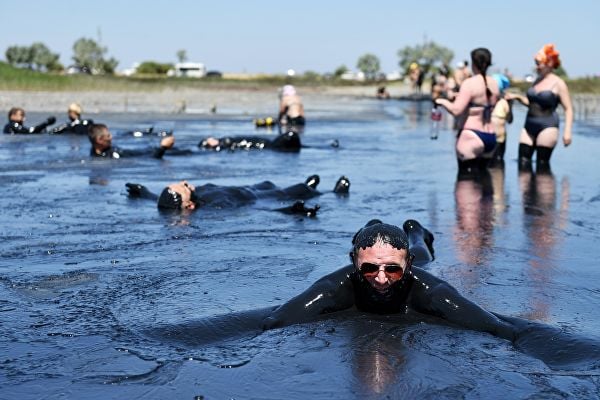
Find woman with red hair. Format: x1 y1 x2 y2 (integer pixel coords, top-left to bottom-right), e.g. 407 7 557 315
507 44 573 172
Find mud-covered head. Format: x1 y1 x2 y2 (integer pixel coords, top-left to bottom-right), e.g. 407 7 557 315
351 220 409 261
349 220 413 313
157 181 198 211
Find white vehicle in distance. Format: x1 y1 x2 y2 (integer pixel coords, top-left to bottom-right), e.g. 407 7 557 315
167 62 206 78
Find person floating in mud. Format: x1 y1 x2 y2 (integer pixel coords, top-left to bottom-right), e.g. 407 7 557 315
3 107 56 134
88 123 175 159
278 85 305 127
126 175 350 216
199 130 301 153
51 103 94 135
154 219 600 370
258 220 600 368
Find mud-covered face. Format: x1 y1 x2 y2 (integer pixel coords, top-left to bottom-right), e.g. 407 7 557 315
167 180 197 210
355 244 409 292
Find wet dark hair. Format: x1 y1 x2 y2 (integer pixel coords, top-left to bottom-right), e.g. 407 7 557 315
471 48 493 122
157 187 182 209
350 220 409 263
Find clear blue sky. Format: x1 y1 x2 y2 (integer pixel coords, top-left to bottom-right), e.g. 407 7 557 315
1 0 598 77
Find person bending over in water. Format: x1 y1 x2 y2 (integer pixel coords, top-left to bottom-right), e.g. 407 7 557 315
435 48 500 176
506 44 573 173
88 123 175 159
125 175 351 216
199 130 301 153
51 103 93 135
278 85 305 126
3 107 56 134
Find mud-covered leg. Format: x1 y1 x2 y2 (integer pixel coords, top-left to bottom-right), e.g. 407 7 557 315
403 219 434 267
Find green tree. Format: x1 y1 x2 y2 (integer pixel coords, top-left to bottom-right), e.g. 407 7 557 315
356 54 380 80
302 70 322 82
333 65 349 78
136 61 174 75
6 45 34 69
72 37 118 74
30 42 61 71
176 49 187 63
6 43 62 72
397 41 454 75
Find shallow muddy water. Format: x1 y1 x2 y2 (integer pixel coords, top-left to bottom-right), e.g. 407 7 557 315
1 99 600 399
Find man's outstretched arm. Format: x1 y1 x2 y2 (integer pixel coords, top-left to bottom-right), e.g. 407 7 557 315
263 265 356 330
125 183 159 201
409 267 517 341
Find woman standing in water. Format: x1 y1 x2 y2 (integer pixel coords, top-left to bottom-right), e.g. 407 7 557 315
278 85 305 127
435 48 500 176
507 44 573 172
490 73 513 166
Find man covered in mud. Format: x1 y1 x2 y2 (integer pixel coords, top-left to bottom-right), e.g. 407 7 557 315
199 130 301 152
152 219 599 368
256 220 600 368
125 174 350 216
88 123 175 159
3 107 56 134
263 219 517 338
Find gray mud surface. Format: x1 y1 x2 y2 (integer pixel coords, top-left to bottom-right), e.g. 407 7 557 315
1 98 600 399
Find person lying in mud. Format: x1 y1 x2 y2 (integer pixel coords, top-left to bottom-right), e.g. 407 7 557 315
88 123 175 159
126 175 350 216
50 103 93 135
3 107 56 134
199 130 301 153
266 220 600 367
153 219 600 370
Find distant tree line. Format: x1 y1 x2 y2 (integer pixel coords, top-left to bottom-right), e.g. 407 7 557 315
4 37 118 75
9 38 541 81
5 43 62 72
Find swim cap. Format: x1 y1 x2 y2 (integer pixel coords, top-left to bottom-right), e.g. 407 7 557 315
157 187 182 209
492 73 510 93
535 44 561 68
68 103 82 115
282 85 296 97
352 220 409 256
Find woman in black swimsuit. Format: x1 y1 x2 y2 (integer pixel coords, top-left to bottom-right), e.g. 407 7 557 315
507 44 573 172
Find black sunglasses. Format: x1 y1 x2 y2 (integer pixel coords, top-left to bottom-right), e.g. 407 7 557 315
358 254 414 279
359 263 404 278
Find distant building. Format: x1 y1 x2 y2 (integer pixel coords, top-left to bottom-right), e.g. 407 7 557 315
386 71 402 81
167 62 206 78
120 62 140 77
340 71 365 82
